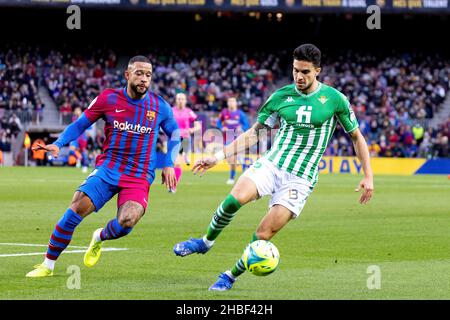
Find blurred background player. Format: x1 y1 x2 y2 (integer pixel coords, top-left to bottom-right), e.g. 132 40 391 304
171 92 200 192
26 56 180 277
31 137 47 166
218 97 249 185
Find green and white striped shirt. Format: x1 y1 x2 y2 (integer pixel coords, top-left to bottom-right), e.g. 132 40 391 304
258 82 358 186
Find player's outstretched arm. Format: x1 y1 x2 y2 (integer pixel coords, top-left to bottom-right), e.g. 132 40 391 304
349 128 374 204
32 143 60 158
192 122 265 176
33 114 93 158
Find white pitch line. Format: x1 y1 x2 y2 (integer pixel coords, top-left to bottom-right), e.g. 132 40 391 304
0 243 88 249
0 243 128 258
0 248 128 258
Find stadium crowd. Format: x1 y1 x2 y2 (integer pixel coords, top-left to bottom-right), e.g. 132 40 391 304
0 47 43 153
42 50 121 124
149 49 281 114
41 48 281 120
0 48 42 118
322 53 450 158
1 47 449 160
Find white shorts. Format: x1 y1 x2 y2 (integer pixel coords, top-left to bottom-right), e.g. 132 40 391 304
242 157 314 218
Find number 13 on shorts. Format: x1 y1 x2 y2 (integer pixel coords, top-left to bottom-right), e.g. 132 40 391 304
288 188 299 200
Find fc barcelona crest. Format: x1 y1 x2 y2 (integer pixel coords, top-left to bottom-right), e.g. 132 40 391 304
146 110 155 121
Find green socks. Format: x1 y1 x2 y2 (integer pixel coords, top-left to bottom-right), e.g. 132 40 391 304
231 232 259 277
206 194 242 241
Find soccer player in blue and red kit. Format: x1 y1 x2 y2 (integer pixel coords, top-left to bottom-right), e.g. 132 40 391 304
219 97 249 185
26 56 180 277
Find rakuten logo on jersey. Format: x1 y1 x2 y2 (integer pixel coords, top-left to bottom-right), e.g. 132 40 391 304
113 121 152 134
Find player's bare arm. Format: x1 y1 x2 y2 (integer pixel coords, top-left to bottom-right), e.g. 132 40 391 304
349 128 374 204
192 122 267 176
32 143 60 158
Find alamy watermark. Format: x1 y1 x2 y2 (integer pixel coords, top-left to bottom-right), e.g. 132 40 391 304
366 265 381 290
366 5 381 30
166 122 278 166
67 5 81 30
66 265 81 289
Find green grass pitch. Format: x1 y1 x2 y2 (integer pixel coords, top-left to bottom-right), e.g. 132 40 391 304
0 167 449 299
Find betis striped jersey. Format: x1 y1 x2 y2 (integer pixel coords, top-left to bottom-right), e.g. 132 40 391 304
258 82 359 186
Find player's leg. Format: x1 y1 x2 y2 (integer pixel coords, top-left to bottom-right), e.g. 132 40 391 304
174 157 276 257
83 177 149 267
183 136 192 165
227 155 237 185
170 138 186 193
81 150 89 173
173 176 259 257
209 205 293 291
84 200 145 268
26 191 95 277
210 170 313 291
227 205 292 282
101 200 145 241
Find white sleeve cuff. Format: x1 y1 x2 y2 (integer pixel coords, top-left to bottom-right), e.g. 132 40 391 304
214 150 225 162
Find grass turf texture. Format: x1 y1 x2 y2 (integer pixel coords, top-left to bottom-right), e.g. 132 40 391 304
0 167 449 300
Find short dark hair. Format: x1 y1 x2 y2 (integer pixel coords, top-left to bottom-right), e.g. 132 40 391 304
128 55 151 66
293 44 321 67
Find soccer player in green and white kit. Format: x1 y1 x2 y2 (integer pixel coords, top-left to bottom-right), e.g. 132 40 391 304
173 44 374 291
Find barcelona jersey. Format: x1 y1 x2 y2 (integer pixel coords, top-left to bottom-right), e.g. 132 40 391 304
84 88 178 185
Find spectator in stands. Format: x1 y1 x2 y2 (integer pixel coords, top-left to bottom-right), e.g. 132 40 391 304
2 46 448 160
434 134 449 158
93 64 105 79
412 123 425 146
368 140 381 157
0 48 40 126
0 130 11 152
8 113 22 138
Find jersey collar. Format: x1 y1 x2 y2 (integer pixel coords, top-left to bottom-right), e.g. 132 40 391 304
294 82 322 98
123 87 149 103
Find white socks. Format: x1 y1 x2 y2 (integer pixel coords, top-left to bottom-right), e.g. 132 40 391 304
202 235 215 248
43 258 55 271
224 270 236 280
94 228 103 242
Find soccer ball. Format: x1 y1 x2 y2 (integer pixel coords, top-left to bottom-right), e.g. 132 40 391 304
242 240 280 276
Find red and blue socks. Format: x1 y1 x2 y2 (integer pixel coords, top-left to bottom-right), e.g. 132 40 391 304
99 219 132 241
44 208 83 269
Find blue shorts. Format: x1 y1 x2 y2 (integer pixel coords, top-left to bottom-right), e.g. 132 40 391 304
78 173 118 212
